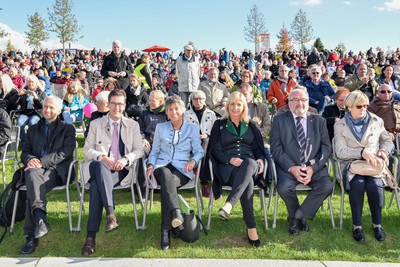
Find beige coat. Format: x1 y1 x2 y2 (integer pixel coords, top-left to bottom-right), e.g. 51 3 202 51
197 80 229 117
82 114 144 185
334 112 393 182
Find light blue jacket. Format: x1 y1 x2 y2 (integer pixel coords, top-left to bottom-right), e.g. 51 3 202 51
148 121 204 179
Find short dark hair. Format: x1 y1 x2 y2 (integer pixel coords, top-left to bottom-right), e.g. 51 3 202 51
108 89 126 102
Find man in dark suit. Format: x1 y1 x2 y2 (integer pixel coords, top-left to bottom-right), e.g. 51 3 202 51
19 96 76 254
270 88 333 236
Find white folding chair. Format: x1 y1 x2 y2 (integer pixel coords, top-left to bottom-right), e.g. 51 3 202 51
206 159 270 230
2 125 20 191
77 158 146 232
142 160 204 230
10 141 80 234
269 158 336 229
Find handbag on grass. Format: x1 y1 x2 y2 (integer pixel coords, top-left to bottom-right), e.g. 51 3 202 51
175 194 208 243
349 158 398 189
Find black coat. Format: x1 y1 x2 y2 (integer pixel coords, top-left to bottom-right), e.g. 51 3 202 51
0 108 11 158
21 118 76 184
208 119 265 199
101 52 133 90
322 103 345 141
8 88 47 117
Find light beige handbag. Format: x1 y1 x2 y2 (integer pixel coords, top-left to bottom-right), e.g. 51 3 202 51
349 158 398 189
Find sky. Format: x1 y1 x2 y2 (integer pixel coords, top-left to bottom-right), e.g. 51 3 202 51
1 0 400 55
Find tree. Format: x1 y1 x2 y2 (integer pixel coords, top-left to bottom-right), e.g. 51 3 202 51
47 0 82 53
313 38 324 52
0 28 8 38
6 39 15 54
25 12 49 49
243 4 267 52
335 42 346 58
276 23 294 53
290 9 313 53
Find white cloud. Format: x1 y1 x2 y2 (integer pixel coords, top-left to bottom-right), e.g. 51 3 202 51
342 1 351 5
290 0 322 6
0 23 88 53
374 0 400 11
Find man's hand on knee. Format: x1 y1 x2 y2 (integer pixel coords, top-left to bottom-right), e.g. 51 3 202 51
25 158 43 171
101 156 115 170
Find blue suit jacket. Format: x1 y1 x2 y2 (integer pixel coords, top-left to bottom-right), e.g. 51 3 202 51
148 121 204 179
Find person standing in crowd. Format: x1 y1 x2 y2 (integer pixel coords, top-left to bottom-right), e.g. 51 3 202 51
134 54 153 91
101 40 133 90
175 43 201 107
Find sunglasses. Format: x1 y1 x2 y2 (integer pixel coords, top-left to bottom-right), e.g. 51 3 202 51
379 90 393 94
356 104 368 109
312 72 320 75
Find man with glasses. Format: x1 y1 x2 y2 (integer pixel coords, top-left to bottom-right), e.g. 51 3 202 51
267 65 297 110
81 89 143 255
197 67 230 117
270 89 333 236
345 63 379 101
368 84 400 142
303 66 335 114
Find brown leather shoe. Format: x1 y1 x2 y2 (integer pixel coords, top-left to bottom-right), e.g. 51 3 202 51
105 215 119 232
82 237 95 256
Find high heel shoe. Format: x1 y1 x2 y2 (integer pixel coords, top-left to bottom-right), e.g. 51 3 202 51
247 233 261 247
161 230 170 250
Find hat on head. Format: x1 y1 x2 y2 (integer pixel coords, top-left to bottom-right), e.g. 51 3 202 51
184 44 193 51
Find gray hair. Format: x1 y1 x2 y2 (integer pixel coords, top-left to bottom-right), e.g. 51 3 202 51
310 66 322 74
95 91 110 104
113 40 122 47
44 95 63 111
191 90 206 101
289 88 309 99
165 95 186 118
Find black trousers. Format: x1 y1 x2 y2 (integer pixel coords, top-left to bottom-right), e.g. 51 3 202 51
24 167 63 236
86 161 128 232
349 175 384 226
226 158 258 229
154 164 189 231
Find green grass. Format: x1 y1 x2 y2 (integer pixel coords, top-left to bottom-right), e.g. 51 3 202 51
0 134 400 261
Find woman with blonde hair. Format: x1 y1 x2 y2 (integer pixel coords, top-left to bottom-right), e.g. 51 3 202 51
219 71 234 88
207 91 265 247
62 81 89 123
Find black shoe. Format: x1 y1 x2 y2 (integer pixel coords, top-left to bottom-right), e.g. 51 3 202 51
289 218 300 236
161 230 170 250
34 219 51 239
353 228 365 243
373 226 386 242
19 236 39 255
171 209 184 228
247 233 261 248
298 217 309 232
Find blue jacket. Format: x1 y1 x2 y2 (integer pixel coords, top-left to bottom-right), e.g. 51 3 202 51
148 121 204 179
304 79 335 105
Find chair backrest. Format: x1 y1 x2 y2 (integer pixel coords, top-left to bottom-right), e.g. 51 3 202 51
10 125 20 145
51 84 67 99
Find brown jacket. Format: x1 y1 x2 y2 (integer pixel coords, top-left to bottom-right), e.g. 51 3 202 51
368 98 400 134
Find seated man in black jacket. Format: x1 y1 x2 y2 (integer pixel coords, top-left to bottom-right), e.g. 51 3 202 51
322 88 350 141
19 96 76 255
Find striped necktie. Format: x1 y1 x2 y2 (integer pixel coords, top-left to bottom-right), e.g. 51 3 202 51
296 117 306 165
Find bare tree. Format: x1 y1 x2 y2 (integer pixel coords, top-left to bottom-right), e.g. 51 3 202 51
0 8 9 38
243 4 267 52
47 0 82 54
290 9 313 53
25 12 49 49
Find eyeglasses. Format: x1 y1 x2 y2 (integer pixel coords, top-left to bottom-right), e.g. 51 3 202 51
355 104 368 109
290 98 308 103
192 98 204 101
109 102 125 107
312 72 320 75
379 90 393 94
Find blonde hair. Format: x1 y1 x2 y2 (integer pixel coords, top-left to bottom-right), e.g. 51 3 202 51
225 91 249 123
0 74 18 95
344 90 369 109
222 71 234 88
65 81 86 104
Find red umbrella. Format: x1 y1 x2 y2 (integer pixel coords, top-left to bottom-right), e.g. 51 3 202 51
200 49 211 55
142 45 170 52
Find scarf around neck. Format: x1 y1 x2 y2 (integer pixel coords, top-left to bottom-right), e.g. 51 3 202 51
277 77 288 93
344 111 370 142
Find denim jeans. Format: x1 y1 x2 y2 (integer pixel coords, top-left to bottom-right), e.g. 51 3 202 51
63 111 82 123
17 114 40 145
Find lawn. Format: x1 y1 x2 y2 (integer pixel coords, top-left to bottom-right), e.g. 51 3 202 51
0 134 399 262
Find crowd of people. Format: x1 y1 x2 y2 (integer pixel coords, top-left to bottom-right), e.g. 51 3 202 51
1 40 400 254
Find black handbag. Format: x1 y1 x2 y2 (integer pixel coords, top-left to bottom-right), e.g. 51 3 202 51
174 210 208 243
